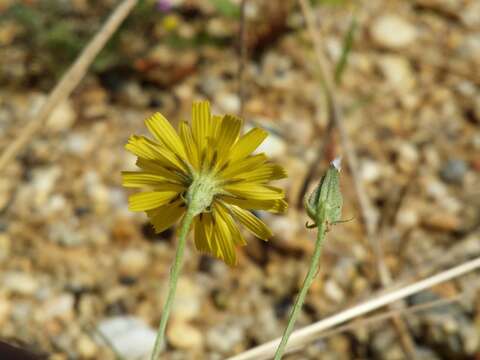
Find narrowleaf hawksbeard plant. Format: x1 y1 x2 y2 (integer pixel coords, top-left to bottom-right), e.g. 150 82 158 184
122 100 287 358
122 100 287 265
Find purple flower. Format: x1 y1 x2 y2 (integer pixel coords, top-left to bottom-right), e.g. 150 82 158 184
156 0 172 12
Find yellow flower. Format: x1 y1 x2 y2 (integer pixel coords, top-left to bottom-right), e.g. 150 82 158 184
122 101 287 266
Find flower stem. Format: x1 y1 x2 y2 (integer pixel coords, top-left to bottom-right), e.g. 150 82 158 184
274 210 327 359
150 209 195 360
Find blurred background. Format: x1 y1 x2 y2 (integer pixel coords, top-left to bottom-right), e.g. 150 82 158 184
1 0 480 359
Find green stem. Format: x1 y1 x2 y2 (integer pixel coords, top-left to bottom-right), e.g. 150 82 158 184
274 211 327 360
150 209 195 360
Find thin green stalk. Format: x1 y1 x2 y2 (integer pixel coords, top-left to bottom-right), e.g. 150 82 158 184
151 209 195 360
274 209 327 360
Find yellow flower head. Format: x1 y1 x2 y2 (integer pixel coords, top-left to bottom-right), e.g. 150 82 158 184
122 101 287 265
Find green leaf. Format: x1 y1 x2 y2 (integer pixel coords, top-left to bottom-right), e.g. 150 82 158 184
334 17 357 85
209 0 241 19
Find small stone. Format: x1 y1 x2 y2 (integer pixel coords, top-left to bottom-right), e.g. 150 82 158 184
396 207 420 229
216 93 240 114
462 326 480 355
64 132 94 156
31 166 62 208
46 100 76 132
76 335 98 359
118 249 150 278
360 159 382 183
377 55 415 92
96 316 156 359
422 213 461 232
255 130 287 158
167 320 203 350
170 277 202 321
370 15 417 49
119 82 150 108
264 212 301 250
439 159 468 184
206 322 244 354
331 258 357 288
39 293 75 321
84 171 110 215
48 221 84 247
324 279 345 303
3 272 38 296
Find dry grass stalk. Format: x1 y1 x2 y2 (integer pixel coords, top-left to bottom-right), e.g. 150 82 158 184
0 0 138 172
227 256 480 360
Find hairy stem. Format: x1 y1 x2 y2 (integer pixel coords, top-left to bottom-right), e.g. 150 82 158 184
151 209 195 360
274 209 327 359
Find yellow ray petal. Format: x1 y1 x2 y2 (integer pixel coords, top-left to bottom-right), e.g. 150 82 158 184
215 202 246 246
216 114 243 158
145 113 187 160
229 205 273 241
223 182 285 200
219 153 267 179
210 115 222 140
136 158 188 184
231 164 287 183
179 121 199 170
122 172 186 190
128 191 179 212
194 212 213 253
211 206 237 266
125 135 158 160
229 128 268 162
126 135 189 174
219 196 288 213
191 101 211 153
147 199 186 233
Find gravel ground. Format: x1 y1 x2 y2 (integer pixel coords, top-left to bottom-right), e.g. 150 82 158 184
0 0 479 359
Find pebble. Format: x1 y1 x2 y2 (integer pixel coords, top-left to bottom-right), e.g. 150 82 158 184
421 212 461 232
255 130 287 159
370 14 417 49
360 159 382 183
396 206 420 229
46 100 77 132
96 316 156 359
167 320 203 350
439 159 468 184
3 272 39 296
170 277 202 321
118 249 150 278
48 221 84 247
31 166 62 208
324 279 345 303
206 322 244 354
216 92 240 114
377 55 415 92
64 132 94 156
76 335 98 359
38 293 75 321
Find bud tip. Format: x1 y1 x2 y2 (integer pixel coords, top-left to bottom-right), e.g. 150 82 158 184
331 156 342 171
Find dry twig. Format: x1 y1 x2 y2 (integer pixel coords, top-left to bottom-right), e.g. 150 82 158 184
0 0 138 172
227 255 480 360
238 0 249 118
284 292 463 355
